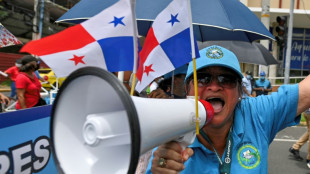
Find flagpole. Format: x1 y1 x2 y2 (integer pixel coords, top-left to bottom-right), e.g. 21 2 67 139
171 71 175 97
130 0 138 96
186 0 200 135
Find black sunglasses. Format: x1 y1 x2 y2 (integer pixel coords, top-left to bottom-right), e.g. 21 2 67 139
193 73 239 89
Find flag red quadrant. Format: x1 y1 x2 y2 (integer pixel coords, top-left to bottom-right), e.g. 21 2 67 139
21 25 96 56
136 27 159 81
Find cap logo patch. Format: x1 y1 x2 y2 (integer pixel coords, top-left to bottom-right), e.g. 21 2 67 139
206 47 224 59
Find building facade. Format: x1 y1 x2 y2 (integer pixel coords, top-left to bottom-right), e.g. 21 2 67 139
241 0 310 82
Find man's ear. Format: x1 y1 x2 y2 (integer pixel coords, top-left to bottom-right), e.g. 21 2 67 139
238 83 243 99
185 84 189 95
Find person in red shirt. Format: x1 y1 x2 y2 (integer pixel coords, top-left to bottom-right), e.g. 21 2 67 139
15 55 46 110
3 59 21 99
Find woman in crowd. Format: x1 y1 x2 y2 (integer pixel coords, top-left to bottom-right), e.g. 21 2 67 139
15 55 45 110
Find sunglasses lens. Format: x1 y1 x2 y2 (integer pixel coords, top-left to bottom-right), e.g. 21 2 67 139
217 74 238 88
196 74 212 87
194 73 238 88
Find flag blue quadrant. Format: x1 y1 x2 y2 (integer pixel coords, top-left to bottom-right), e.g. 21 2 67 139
97 36 134 72
160 28 199 68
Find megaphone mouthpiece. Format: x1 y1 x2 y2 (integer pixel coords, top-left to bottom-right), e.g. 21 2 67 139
199 99 214 125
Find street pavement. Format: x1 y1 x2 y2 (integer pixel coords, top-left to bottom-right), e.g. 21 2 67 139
269 126 310 174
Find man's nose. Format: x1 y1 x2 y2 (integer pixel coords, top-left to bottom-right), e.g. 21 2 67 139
205 78 223 91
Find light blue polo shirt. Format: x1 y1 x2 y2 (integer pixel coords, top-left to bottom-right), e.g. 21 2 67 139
254 79 272 96
145 84 300 174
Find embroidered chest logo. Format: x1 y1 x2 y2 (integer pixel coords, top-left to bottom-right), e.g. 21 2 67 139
237 144 260 169
206 47 224 59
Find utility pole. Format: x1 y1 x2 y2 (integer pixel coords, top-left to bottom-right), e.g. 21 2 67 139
284 0 294 84
32 0 44 40
260 0 271 78
32 0 39 40
38 0 45 39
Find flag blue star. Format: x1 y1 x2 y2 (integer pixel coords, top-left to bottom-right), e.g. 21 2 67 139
109 16 125 27
167 13 180 26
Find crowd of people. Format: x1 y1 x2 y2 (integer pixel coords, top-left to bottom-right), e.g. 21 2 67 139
1 45 310 173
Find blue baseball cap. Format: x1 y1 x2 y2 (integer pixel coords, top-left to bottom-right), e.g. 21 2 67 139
259 71 266 76
164 64 188 79
185 45 243 80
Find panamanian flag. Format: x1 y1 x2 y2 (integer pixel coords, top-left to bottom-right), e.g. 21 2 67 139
21 0 135 78
135 0 199 92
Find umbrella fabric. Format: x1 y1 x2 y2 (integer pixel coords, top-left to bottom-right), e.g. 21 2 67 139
198 41 278 66
57 0 274 42
0 23 22 48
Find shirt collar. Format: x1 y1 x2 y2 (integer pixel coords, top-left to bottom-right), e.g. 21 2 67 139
188 137 215 154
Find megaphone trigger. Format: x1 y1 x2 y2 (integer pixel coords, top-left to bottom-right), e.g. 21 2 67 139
175 131 198 150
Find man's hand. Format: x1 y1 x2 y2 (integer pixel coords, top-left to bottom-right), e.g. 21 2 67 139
151 141 194 174
0 93 10 106
148 88 171 99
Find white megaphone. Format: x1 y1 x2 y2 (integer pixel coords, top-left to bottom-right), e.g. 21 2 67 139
50 67 214 174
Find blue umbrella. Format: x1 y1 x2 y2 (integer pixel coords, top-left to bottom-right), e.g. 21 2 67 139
57 0 274 42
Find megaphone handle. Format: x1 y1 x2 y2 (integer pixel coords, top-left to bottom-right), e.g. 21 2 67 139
176 131 197 150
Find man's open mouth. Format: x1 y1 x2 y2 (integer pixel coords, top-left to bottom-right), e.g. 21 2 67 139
206 97 225 113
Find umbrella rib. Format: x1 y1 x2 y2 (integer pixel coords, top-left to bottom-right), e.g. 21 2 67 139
233 29 276 41
56 17 90 23
192 23 232 31
198 26 204 42
192 23 275 41
217 0 234 29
